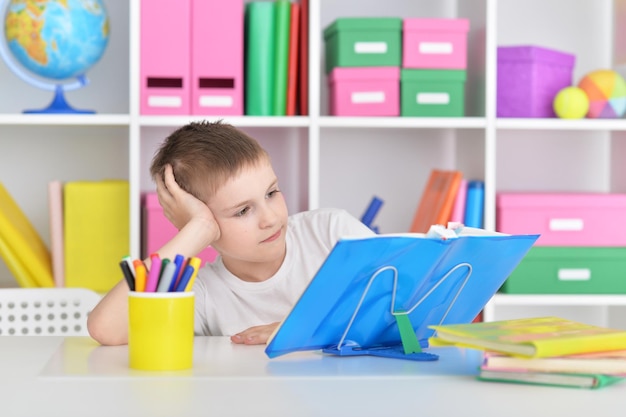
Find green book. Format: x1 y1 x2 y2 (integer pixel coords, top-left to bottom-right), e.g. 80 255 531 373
245 2 275 115
478 368 624 390
272 0 291 116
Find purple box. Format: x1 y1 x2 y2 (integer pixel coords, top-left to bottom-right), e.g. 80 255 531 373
497 46 575 118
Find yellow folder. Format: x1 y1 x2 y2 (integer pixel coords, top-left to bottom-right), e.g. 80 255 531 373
63 180 129 292
0 182 54 288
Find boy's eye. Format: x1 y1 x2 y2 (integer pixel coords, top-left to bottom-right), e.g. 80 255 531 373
235 206 250 217
267 189 281 198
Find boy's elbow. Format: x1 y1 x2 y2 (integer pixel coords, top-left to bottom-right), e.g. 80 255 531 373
87 312 128 346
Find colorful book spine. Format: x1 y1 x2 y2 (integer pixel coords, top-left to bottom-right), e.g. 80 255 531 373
245 2 276 115
285 2 300 116
464 180 484 228
48 180 65 287
298 0 309 115
449 178 467 224
272 0 292 116
410 170 463 233
64 180 129 292
0 182 53 288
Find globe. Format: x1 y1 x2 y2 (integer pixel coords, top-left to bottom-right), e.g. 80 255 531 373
1 0 109 113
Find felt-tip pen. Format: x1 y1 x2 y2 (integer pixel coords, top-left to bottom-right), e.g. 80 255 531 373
145 253 162 292
156 260 177 292
119 259 135 291
184 257 202 292
133 259 147 292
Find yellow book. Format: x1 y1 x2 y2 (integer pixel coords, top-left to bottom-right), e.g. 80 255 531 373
0 182 54 288
429 316 626 358
64 180 129 292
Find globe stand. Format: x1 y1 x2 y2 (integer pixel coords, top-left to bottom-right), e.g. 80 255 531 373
23 84 94 114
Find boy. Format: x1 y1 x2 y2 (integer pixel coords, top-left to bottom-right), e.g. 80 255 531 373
87 121 375 346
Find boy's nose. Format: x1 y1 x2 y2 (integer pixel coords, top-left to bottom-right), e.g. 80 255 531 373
259 203 278 227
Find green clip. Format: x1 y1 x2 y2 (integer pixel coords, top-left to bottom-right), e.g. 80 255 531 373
394 311 422 354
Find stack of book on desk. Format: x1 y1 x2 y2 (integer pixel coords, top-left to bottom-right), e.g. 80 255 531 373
429 316 626 389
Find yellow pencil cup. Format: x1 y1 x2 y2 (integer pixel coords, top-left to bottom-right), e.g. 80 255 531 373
128 291 194 371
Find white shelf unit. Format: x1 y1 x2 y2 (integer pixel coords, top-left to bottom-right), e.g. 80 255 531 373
1 0 626 328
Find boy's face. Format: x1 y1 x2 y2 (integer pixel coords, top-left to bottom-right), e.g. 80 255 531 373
207 157 288 274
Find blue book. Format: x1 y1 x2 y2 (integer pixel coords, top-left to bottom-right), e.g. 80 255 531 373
265 226 539 360
464 180 484 228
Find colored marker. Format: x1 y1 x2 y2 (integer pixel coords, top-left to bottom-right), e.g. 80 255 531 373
145 253 162 292
156 260 177 292
157 258 170 288
175 264 195 292
133 259 147 292
184 257 202 292
119 259 135 291
169 254 187 292
121 255 135 279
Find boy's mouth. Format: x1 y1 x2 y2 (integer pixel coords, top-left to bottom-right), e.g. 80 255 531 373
262 229 282 243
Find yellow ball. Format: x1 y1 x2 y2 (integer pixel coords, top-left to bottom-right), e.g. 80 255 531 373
553 86 590 119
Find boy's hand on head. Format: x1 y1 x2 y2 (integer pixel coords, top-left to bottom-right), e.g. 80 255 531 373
230 322 280 345
157 165 220 241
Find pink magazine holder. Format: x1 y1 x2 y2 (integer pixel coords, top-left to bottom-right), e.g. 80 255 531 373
191 0 244 115
140 0 191 115
143 193 218 264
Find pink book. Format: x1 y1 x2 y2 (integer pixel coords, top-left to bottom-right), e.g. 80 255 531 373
48 181 64 287
449 178 467 224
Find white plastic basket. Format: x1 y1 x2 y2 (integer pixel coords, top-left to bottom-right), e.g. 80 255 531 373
0 288 101 336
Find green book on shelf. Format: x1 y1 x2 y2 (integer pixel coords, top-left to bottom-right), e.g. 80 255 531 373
245 1 276 116
272 0 291 116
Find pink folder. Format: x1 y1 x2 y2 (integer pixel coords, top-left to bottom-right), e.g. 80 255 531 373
191 0 244 115
143 193 217 265
140 0 191 115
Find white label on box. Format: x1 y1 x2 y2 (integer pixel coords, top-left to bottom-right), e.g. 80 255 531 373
549 218 584 231
199 96 234 108
148 96 183 108
354 42 388 54
419 42 453 55
558 268 591 281
351 91 385 104
416 93 450 105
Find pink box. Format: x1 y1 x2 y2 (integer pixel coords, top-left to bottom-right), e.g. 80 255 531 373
497 193 626 246
402 18 469 69
497 46 575 118
143 193 218 264
328 67 400 116
191 0 244 115
140 0 191 115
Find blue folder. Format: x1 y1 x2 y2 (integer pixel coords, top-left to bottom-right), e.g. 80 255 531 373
265 227 539 360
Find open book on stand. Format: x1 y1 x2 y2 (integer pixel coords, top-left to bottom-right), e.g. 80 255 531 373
265 224 539 361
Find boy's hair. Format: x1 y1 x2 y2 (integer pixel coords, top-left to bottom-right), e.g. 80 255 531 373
150 120 269 202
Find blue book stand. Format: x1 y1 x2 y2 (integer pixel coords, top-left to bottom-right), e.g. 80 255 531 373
265 227 539 361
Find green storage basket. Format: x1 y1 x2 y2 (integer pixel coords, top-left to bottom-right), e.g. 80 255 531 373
323 17 402 74
400 69 466 117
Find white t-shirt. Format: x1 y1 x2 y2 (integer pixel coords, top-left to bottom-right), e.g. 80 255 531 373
193 208 375 336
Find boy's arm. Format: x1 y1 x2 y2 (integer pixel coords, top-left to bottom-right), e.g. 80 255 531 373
87 216 218 346
86 279 130 345
87 168 219 345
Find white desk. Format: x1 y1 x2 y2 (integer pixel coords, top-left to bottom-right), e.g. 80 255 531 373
1 336 624 417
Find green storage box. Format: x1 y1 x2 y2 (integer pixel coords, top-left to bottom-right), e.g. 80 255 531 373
501 247 626 294
400 69 466 117
323 17 402 74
